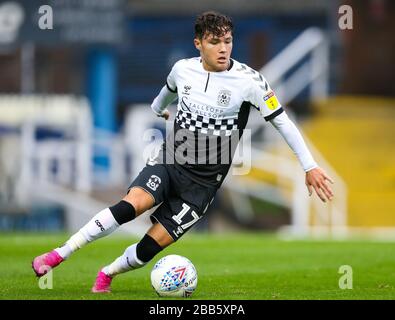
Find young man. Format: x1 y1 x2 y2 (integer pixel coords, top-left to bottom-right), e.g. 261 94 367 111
32 11 333 293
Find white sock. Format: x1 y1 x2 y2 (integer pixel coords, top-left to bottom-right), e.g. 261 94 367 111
102 244 146 277
55 208 119 259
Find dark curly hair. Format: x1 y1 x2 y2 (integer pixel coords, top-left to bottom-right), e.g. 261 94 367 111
194 11 233 40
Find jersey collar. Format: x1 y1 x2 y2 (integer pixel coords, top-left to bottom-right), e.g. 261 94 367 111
199 58 234 72
227 58 234 71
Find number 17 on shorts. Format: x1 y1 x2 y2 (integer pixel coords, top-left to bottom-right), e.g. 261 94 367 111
171 203 201 238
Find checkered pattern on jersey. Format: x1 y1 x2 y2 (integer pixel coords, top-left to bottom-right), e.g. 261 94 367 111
175 110 239 136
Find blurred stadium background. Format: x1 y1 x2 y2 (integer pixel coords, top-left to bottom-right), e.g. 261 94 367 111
0 0 394 240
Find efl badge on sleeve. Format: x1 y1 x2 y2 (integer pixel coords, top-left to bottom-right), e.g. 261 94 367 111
263 91 279 110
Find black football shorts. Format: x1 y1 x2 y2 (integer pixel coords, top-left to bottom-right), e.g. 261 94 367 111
128 163 217 241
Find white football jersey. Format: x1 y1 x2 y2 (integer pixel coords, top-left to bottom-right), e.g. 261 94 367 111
159 57 284 187
166 57 283 137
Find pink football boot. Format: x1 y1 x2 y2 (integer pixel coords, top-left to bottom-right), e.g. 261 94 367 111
91 270 113 293
32 250 64 277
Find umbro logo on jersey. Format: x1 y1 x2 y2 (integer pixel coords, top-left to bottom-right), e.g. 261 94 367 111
217 90 231 107
182 85 192 95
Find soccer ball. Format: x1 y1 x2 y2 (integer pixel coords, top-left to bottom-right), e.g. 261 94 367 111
151 254 198 297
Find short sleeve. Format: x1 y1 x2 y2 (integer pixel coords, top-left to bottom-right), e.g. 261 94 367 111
166 61 181 93
247 75 283 121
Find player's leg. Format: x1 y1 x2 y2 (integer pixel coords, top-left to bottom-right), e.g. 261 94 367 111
57 187 154 257
104 220 174 275
32 164 169 277
92 178 216 293
32 188 154 277
92 222 173 293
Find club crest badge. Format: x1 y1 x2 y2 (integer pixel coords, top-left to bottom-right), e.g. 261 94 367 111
217 90 231 107
146 175 161 191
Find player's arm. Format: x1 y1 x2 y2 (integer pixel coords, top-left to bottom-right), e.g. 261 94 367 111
269 112 334 202
151 85 177 120
247 75 333 202
151 61 181 120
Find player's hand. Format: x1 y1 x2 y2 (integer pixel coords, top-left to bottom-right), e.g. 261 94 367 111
305 167 334 202
157 110 170 120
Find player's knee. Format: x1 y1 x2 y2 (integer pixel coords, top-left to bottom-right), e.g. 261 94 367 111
109 200 136 225
124 188 154 216
136 234 163 263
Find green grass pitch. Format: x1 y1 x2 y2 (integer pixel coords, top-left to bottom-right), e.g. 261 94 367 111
0 232 394 300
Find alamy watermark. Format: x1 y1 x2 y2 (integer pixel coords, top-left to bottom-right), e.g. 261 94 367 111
38 5 53 30
338 265 353 289
36 4 354 31
37 266 53 290
143 125 252 176
338 5 353 30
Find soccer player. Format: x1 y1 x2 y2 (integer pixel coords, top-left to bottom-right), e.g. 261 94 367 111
32 11 334 293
